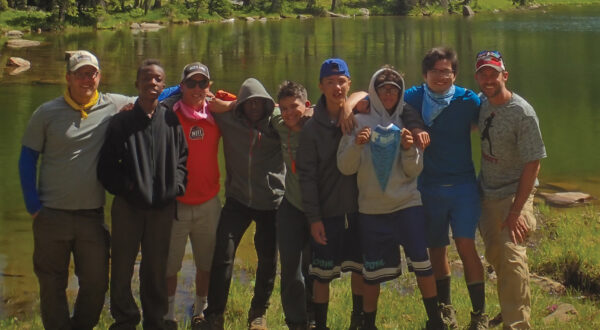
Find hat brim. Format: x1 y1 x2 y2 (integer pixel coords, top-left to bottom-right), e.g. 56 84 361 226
476 63 504 72
70 61 100 72
182 71 210 82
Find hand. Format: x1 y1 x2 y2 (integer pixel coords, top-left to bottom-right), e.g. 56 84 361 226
501 211 530 244
401 128 413 150
311 221 327 245
412 128 430 150
32 211 39 219
355 127 371 145
118 103 134 112
339 109 357 135
355 99 370 114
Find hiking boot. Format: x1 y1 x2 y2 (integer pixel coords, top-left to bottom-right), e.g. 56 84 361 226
440 303 458 329
425 318 448 330
488 313 502 328
468 312 489 330
248 308 268 330
191 314 206 330
164 319 178 330
348 312 363 330
287 323 310 330
196 313 224 330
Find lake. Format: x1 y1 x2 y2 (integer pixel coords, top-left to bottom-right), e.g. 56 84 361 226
1 4 599 319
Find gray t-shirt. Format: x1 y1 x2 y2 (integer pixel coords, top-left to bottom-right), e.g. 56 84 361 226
478 93 546 199
22 93 136 210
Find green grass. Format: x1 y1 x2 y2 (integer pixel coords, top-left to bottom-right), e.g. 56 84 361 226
3 205 600 329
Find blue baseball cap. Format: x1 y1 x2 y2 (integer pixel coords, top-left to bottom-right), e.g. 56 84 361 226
319 58 350 80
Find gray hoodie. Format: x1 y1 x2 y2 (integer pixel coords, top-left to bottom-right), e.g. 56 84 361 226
337 68 423 214
213 78 285 210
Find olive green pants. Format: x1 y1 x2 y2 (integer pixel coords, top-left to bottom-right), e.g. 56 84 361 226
479 193 536 330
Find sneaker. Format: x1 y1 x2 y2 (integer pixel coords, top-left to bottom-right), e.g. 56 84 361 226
248 308 268 330
488 313 502 328
196 313 224 330
191 314 206 330
468 312 489 330
439 304 458 329
348 312 363 330
164 319 178 330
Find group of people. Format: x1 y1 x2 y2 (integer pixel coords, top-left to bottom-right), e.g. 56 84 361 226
18 46 545 330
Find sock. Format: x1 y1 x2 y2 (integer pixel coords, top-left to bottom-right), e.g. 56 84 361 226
165 295 175 321
352 294 363 315
467 281 486 314
194 295 208 317
436 275 451 305
363 310 377 329
314 302 329 329
423 296 442 325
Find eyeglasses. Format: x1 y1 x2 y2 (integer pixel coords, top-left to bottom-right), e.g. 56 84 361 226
183 79 209 89
476 50 503 60
427 69 454 78
376 86 400 95
72 70 99 80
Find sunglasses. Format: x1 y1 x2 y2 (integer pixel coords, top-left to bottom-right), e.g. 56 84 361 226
183 79 209 89
476 50 503 60
72 70 99 80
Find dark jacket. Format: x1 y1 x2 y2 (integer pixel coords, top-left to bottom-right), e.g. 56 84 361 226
97 100 188 208
297 95 358 223
213 78 285 210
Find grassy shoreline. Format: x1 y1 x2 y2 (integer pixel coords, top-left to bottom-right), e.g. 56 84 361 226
1 204 599 328
2 1 600 32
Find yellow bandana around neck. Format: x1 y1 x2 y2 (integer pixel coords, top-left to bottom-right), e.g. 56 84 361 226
64 89 99 119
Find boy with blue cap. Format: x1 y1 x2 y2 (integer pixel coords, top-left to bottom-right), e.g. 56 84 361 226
297 58 365 330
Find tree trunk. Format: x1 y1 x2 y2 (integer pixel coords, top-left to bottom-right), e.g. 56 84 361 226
270 0 281 13
330 0 336 11
144 0 150 14
153 0 161 9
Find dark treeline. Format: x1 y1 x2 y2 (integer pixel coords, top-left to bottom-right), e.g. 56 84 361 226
0 0 531 28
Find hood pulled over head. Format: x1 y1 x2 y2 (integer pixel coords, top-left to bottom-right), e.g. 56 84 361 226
367 67 406 124
234 78 275 119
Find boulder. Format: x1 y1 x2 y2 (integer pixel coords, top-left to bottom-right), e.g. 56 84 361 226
6 39 41 49
191 21 206 25
297 14 309 19
244 16 255 22
130 23 141 29
326 11 350 18
358 8 369 16
7 65 31 75
530 274 566 295
6 30 24 39
539 192 594 207
222 18 235 23
543 303 577 324
463 5 475 16
140 22 164 30
7 57 30 67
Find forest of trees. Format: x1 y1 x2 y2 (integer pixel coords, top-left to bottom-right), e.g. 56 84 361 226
0 0 531 28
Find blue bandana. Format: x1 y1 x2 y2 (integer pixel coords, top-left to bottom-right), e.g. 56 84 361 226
370 124 401 192
422 84 455 127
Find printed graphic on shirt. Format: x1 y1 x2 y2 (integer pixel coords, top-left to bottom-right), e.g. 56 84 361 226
370 124 401 192
480 112 496 162
189 126 204 140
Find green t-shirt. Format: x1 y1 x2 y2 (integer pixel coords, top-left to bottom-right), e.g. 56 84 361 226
22 93 136 210
478 93 546 199
272 113 304 211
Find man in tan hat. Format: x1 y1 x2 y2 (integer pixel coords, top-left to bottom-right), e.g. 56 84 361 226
19 50 135 329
